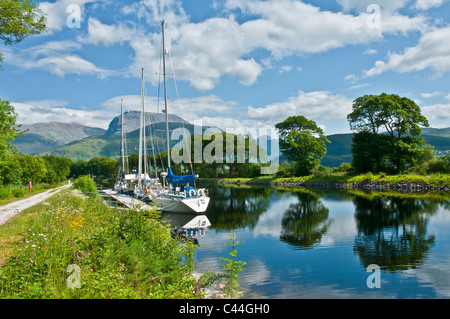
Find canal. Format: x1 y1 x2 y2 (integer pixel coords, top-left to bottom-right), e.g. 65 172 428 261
187 184 450 299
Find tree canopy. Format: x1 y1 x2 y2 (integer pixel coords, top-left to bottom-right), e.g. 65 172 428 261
276 116 330 176
0 0 46 67
347 93 430 174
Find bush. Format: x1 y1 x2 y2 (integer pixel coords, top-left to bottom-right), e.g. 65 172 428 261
73 176 98 198
0 188 11 200
11 186 26 198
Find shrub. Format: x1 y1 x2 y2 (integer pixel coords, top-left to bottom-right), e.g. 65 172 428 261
11 186 26 198
73 175 98 198
0 188 11 200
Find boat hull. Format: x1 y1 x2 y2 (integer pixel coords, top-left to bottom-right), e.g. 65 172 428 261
153 196 210 213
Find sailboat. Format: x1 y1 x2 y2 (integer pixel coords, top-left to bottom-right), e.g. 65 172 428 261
115 70 162 199
114 98 134 194
152 20 210 214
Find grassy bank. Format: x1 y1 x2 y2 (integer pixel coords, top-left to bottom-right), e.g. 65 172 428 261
202 173 450 188
0 188 203 298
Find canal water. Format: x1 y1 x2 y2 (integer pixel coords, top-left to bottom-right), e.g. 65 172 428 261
185 184 450 299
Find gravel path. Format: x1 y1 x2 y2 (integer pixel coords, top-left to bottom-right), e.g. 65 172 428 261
0 183 72 226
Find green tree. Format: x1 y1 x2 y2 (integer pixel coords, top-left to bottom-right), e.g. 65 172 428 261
0 0 46 67
347 94 429 173
16 154 47 184
275 116 330 176
42 155 72 183
0 98 24 185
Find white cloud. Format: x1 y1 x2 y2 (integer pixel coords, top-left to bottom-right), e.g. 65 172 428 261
3 41 116 78
247 91 353 124
79 18 138 46
416 0 445 10
38 0 97 33
12 100 113 129
422 103 450 120
365 26 450 77
279 65 293 73
364 49 378 55
78 0 427 91
445 94 450 100
420 91 441 98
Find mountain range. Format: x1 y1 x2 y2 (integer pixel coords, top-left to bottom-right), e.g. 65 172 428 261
13 113 450 168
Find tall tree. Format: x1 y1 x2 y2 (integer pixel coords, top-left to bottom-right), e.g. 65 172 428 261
0 0 47 68
347 93 429 173
275 116 330 176
0 98 24 185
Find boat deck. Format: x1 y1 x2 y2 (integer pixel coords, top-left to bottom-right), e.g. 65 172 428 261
100 189 156 211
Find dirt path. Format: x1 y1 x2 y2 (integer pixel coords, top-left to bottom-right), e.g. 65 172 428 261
0 183 72 226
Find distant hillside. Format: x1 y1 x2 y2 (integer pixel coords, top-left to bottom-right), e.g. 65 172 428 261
104 111 190 136
46 122 213 161
14 122 106 154
321 129 450 167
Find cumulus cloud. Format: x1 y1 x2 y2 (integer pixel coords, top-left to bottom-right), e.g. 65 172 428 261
76 0 427 91
247 91 353 124
365 26 450 77
38 0 97 33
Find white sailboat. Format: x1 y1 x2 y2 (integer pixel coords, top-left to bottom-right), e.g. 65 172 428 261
153 19 210 214
115 70 162 199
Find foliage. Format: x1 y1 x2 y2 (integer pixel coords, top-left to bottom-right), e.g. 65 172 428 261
348 94 430 174
275 116 330 176
219 233 246 298
72 176 98 198
0 0 46 68
42 155 72 184
15 154 47 185
0 190 201 299
0 98 23 185
70 157 118 181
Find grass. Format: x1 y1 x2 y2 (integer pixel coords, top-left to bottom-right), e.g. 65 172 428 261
203 173 450 187
0 188 204 298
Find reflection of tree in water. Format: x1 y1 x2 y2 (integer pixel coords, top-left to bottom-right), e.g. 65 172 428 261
205 185 273 231
353 195 439 272
280 190 332 249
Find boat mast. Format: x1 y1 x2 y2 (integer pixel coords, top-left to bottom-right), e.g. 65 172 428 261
162 19 170 170
121 99 125 174
138 68 144 189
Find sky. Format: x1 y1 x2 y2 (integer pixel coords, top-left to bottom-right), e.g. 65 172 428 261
1 0 450 135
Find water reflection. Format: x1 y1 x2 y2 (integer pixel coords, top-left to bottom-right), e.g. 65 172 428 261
353 194 439 272
193 183 450 298
205 185 272 231
280 190 332 250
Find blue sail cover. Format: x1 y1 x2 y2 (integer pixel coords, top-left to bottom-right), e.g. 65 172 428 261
168 167 196 184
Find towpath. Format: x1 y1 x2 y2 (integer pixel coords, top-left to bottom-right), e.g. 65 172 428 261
0 183 72 226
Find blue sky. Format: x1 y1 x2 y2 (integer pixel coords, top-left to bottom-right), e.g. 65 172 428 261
1 0 450 135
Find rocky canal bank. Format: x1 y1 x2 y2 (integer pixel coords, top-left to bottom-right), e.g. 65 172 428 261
212 179 449 193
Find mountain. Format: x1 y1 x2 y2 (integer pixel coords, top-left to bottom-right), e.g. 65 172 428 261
104 111 190 136
14 122 106 155
46 121 213 161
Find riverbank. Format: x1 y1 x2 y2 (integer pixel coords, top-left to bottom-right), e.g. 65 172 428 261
202 173 450 193
0 187 207 298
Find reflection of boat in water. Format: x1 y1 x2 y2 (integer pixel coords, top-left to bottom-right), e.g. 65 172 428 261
162 212 211 244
